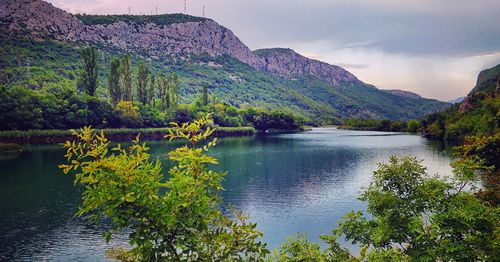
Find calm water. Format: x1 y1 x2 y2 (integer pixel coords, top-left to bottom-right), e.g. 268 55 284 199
0 128 454 261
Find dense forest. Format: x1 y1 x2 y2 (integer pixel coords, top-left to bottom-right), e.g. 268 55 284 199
0 44 303 133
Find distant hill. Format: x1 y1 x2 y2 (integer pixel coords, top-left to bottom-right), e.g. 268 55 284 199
0 0 450 122
447 97 465 104
383 89 422 99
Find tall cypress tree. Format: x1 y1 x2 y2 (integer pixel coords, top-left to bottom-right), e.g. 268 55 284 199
78 46 98 96
158 75 169 110
121 54 132 102
202 85 209 106
108 58 121 105
148 74 156 106
169 73 178 109
136 61 150 105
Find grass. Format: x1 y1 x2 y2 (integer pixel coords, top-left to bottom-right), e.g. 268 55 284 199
0 126 256 144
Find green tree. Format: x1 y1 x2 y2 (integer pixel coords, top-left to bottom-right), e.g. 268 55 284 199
148 73 156 106
202 85 209 106
271 156 499 261
158 76 169 110
59 116 269 261
114 100 143 127
121 54 133 102
78 46 98 96
406 119 420 133
136 61 150 105
108 58 121 105
168 73 178 109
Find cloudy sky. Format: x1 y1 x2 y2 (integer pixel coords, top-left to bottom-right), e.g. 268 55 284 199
47 0 500 101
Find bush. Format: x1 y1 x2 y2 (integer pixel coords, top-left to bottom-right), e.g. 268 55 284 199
59 116 269 260
113 101 143 128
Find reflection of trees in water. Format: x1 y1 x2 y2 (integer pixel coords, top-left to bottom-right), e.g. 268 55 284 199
424 138 459 158
0 151 22 161
211 135 366 208
0 147 83 260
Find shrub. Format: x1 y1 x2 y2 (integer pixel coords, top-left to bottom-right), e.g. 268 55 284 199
59 116 269 261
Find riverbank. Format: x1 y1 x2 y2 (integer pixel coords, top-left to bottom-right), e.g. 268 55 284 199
0 126 256 144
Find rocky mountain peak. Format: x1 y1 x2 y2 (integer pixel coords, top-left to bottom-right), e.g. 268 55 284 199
2 0 362 86
255 48 359 85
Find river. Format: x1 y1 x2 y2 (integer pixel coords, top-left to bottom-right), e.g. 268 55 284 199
0 128 454 261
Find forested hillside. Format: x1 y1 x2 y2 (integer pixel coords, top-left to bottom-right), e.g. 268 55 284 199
0 0 450 130
421 64 499 141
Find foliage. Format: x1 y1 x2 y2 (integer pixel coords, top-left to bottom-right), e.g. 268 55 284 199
0 85 114 130
59 116 268 261
167 73 178 109
469 64 500 95
422 95 499 141
342 118 419 133
121 54 133 102
271 156 499 261
269 233 326 262
78 46 98 96
76 13 207 26
114 101 142 128
108 58 121 105
241 108 302 131
136 61 150 105
458 133 500 206
0 36 450 128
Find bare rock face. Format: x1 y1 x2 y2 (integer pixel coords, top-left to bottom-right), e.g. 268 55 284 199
1 0 362 86
254 48 359 85
83 20 265 69
0 0 85 41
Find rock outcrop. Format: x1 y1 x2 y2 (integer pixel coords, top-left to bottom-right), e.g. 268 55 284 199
0 0 265 69
0 0 365 86
0 0 85 41
255 48 359 85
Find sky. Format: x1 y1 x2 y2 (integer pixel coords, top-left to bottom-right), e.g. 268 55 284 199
46 0 500 101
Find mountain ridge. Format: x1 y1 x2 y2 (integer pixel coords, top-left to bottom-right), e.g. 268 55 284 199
0 0 450 121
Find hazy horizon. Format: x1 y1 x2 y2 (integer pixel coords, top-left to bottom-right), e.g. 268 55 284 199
46 0 500 101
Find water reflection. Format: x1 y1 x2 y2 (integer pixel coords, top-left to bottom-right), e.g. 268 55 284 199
0 128 454 261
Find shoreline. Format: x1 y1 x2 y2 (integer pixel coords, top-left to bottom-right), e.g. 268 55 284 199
0 126 256 144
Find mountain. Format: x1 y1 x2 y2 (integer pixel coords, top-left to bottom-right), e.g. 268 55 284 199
447 97 465 104
382 89 422 99
422 64 499 140
469 64 500 95
255 48 358 85
0 0 450 122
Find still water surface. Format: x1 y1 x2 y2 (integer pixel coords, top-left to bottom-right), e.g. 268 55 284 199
0 128 454 261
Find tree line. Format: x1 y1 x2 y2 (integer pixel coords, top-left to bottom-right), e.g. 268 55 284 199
78 47 179 110
0 46 303 131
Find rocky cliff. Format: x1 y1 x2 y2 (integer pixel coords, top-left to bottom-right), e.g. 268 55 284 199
470 64 500 95
0 0 363 85
255 48 359 85
1 0 265 69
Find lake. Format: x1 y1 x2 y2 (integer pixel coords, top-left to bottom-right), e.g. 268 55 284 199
0 128 454 261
